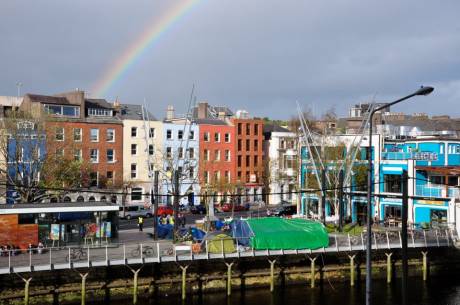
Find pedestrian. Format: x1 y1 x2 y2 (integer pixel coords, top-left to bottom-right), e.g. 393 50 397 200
138 216 144 232
181 213 186 228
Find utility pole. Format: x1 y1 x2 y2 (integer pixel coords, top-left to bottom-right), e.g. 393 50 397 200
153 171 159 240
401 170 409 305
16 82 22 97
338 169 344 232
321 169 326 224
173 171 180 243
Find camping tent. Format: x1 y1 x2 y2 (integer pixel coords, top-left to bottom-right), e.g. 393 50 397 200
232 218 329 250
205 233 236 254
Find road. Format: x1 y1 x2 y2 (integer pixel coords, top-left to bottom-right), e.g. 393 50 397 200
118 208 269 231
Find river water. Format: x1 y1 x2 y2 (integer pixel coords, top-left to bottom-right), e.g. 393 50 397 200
106 277 460 305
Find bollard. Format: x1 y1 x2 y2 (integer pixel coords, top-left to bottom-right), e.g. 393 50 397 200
127 266 143 305
348 254 356 287
179 265 189 300
422 251 428 281
385 253 393 284
268 259 276 292
77 272 89 305
308 256 317 288
225 262 234 296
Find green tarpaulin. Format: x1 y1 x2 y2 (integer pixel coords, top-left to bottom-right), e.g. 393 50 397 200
246 218 329 250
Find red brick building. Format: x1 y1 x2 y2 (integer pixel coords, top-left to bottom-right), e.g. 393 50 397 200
198 119 236 202
21 90 123 202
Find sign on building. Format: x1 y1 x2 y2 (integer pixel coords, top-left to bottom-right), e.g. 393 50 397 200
412 152 438 161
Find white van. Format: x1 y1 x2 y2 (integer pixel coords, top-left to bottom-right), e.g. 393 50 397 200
119 205 152 220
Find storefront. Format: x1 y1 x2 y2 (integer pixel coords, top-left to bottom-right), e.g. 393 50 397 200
0 202 119 248
413 199 449 226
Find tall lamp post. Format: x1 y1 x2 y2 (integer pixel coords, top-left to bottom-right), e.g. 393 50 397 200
365 86 434 305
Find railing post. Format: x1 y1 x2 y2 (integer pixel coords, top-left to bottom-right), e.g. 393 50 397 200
29 249 32 268
123 244 126 262
105 245 108 265
49 248 51 267
348 233 352 251
435 230 440 247
386 231 390 249
140 244 143 261
69 248 71 269
385 253 393 284
445 229 450 246
423 230 427 247
411 231 415 247
221 239 224 258
157 243 160 261
335 235 339 251
87 247 90 267
399 231 402 248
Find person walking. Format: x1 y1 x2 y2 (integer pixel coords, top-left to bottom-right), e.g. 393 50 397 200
138 216 144 232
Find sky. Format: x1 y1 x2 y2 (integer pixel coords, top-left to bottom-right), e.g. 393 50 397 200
1 0 460 120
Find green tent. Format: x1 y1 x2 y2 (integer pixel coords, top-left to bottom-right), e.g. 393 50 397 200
246 218 329 250
207 233 236 254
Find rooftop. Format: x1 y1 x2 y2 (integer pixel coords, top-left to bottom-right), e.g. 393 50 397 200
119 104 157 121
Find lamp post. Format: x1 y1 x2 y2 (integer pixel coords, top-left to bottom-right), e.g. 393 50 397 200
365 86 434 305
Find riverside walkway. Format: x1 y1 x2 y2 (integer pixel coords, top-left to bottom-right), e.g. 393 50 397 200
0 226 456 275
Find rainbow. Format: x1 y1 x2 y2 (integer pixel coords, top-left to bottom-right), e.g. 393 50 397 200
92 0 202 97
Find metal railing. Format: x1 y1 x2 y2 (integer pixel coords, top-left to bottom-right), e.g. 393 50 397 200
0 227 456 275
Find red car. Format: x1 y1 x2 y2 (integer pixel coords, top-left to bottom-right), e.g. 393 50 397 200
157 206 174 216
220 203 248 212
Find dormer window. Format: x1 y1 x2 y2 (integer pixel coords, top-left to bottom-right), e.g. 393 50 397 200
88 108 113 117
44 104 80 117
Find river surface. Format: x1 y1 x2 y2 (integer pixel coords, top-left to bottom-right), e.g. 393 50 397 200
103 277 460 305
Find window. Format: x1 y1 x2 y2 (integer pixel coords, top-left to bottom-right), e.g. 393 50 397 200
246 155 250 167
246 139 250 151
204 171 210 183
90 128 99 142
131 127 137 137
77 196 84 202
225 133 230 143
215 150 220 161
204 132 210 142
55 127 64 141
189 148 194 159
238 156 242 167
56 148 64 157
107 171 113 183
88 108 113 117
90 149 99 163
178 166 183 174
214 171 220 182
74 149 82 161
131 144 137 155
178 147 184 159
166 147 172 158
106 128 115 142
178 130 183 140
166 129 172 139
254 155 258 167
215 132 220 142
384 174 402 193
204 149 209 161
189 131 194 140
254 140 258 150
107 149 115 163
254 124 259 135
225 171 230 183
238 123 242 135
73 128 82 142
45 104 80 117
90 172 98 187
131 187 142 201
149 144 154 155
131 164 137 178
225 150 231 161
149 128 155 138
189 167 194 179
238 139 242 151
246 124 250 135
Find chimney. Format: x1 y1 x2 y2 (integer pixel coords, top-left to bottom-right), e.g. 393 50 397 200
166 105 175 120
218 111 226 120
197 101 208 119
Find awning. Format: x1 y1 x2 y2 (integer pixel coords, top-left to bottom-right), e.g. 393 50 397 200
416 166 460 175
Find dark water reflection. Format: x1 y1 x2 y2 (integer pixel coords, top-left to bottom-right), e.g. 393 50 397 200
105 277 460 305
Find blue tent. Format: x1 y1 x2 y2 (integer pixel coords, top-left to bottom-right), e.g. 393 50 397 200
230 219 253 246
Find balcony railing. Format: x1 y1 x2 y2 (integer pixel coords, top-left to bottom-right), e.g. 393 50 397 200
381 152 412 160
415 184 459 198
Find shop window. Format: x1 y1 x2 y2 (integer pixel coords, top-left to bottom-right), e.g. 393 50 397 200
63 196 71 202
19 214 35 224
431 209 447 223
89 196 96 202
111 196 117 203
77 196 84 202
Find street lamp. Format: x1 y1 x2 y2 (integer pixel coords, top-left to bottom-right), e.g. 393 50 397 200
365 86 434 305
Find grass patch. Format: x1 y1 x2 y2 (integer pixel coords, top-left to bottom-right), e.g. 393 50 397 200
325 223 364 235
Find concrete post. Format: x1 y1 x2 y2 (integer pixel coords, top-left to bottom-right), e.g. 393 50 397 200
348 254 356 287
225 262 234 296
422 251 428 281
127 266 143 305
308 256 317 288
385 253 393 284
268 259 276 292
77 272 89 305
179 265 189 300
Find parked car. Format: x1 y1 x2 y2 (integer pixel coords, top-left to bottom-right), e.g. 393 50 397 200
190 205 207 214
220 203 249 212
270 205 297 217
119 205 152 220
157 206 174 216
